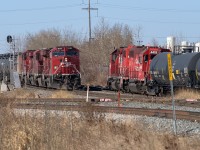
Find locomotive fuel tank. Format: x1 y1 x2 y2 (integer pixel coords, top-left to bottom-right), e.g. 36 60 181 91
150 52 200 87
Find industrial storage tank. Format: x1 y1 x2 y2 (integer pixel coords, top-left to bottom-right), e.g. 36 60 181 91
167 36 175 52
195 42 200 52
150 52 200 87
181 41 195 53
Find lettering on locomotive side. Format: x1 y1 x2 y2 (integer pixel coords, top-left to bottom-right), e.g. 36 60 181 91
134 66 142 71
150 51 158 54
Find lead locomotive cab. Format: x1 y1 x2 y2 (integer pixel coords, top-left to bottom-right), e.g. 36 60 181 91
48 46 81 90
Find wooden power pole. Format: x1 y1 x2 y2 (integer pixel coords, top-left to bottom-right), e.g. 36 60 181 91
82 0 98 42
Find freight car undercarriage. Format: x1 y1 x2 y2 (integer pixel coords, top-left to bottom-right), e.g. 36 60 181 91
20 74 81 90
107 77 200 96
107 77 148 94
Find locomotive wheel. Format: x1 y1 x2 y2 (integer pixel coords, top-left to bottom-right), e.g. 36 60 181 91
35 80 39 87
67 84 73 91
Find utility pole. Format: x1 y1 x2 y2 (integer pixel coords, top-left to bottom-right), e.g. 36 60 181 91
136 27 143 46
82 0 98 42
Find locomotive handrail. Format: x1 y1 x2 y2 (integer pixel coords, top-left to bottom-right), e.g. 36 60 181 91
53 62 62 74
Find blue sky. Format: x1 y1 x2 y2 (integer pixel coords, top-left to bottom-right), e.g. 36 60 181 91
1 0 200 53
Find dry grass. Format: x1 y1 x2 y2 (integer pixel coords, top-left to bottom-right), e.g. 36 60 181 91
0 103 199 150
50 90 75 98
175 89 200 100
0 88 36 99
0 88 75 99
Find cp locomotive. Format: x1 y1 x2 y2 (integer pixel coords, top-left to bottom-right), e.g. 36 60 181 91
107 44 200 95
0 46 81 90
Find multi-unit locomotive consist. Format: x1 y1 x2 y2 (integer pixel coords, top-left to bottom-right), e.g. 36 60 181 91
0 46 81 90
107 45 170 95
107 44 200 95
1 42 200 95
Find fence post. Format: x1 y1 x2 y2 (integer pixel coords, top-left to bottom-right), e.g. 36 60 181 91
86 84 89 102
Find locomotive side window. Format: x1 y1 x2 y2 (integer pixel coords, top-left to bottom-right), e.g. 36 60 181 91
112 53 117 61
36 53 40 60
129 50 134 57
122 49 126 57
23 54 27 60
144 55 148 62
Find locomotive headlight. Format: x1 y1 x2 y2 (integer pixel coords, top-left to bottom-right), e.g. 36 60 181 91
54 66 58 70
65 58 68 62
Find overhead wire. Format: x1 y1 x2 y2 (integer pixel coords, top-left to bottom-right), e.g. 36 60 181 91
0 4 83 12
0 1 199 43
97 3 200 13
100 16 200 25
0 18 88 26
0 2 199 26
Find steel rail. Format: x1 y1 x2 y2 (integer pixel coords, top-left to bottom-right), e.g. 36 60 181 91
10 103 200 123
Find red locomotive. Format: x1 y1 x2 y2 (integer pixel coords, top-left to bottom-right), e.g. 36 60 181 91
19 46 81 90
107 45 170 94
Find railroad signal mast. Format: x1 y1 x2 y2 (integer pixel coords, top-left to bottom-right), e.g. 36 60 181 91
6 35 21 89
7 35 16 71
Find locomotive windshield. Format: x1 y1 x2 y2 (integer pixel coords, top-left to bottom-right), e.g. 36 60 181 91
53 51 64 56
150 54 156 60
129 50 134 57
66 49 79 56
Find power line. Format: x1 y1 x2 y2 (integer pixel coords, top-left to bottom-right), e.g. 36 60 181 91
2 15 200 27
0 4 82 12
0 2 198 14
0 18 88 26
101 16 200 25
97 3 200 13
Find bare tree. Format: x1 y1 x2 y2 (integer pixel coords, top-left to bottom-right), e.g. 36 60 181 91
80 19 134 84
25 28 62 49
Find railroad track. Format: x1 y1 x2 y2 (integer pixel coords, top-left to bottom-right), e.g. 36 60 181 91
2 96 200 108
9 102 200 123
